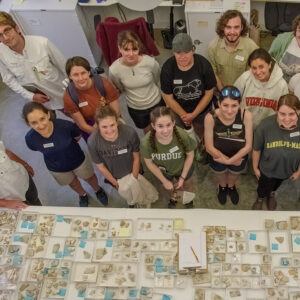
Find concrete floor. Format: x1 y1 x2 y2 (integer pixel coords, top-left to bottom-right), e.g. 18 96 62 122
0 30 299 210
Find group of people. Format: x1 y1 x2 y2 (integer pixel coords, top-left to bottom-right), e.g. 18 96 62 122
0 10 299 211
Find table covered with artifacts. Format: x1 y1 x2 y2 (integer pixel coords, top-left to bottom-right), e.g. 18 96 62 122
1 206 300 300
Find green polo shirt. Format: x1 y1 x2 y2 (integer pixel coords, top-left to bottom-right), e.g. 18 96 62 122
207 37 258 86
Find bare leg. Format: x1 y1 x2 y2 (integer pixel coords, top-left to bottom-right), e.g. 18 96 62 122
84 174 100 192
214 171 228 187
227 171 239 188
69 176 86 196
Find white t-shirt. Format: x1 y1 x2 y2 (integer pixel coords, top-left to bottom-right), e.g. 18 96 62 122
0 141 29 202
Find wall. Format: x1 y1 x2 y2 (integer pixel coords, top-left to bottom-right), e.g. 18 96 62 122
251 1 266 30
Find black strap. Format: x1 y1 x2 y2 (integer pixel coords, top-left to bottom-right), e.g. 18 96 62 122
67 69 106 106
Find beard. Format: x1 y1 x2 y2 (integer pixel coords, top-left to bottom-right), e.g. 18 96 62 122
224 34 240 44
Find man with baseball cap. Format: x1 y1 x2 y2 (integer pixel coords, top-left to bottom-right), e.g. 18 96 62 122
160 33 216 140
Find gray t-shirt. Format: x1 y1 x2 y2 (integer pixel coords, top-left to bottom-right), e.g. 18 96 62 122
88 124 140 179
253 115 300 179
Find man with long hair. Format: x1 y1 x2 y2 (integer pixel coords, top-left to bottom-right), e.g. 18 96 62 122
207 10 258 91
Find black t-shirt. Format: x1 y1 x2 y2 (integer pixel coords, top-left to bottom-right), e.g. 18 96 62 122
160 54 216 113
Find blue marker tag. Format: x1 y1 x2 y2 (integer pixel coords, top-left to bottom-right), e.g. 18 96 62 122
104 290 113 300
272 243 279 250
58 288 66 296
28 222 35 230
155 265 163 273
25 297 34 300
155 257 163 266
106 239 113 247
63 247 71 257
79 241 86 248
80 231 88 240
294 237 300 245
128 289 138 297
162 295 171 300
13 235 22 242
12 255 22 266
21 221 28 229
55 251 63 258
56 215 64 222
43 267 49 275
77 291 85 298
249 233 256 240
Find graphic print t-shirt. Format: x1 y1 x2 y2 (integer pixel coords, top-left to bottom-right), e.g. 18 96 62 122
160 54 216 113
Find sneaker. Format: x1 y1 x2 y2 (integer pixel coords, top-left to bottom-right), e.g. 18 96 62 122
228 185 239 205
128 204 135 208
168 199 177 209
79 194 88 207
96 188 108 206
217 185 227 205
267 191 277 210
184 201 194 209
251 197 265 210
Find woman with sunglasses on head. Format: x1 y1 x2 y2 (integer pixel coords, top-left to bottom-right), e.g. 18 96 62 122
23 102 108 207
204 86 253 205
252 94 300 210
234 48 288 128
63 56 120 141
140 106 197 208
109 31 164 133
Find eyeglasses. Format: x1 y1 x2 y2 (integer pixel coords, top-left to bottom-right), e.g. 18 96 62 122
0 27 13 40
221 87 241 99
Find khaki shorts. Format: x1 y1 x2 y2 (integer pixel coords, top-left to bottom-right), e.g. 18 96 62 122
50 155 94 186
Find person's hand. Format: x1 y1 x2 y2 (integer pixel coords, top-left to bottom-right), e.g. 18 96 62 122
290 171 300 181
33 93 50 103
132 172 139 180
181 113 195 126
112 179 119 190
3 200 28 210
162 179 174 191
174 177 184 190
253 168 261 180
213 154 229 165
231 158 244 166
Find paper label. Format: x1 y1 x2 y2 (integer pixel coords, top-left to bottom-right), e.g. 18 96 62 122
79 101 88 107
169 146 179 153
235 55 244 61
118 148 128 155
119 227 130 237
173 79 182 84
290 131 300 137
232 123 242 129
182 191 195 204
43 143 54 148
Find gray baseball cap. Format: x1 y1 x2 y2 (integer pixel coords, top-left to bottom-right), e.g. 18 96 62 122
172 33 193 53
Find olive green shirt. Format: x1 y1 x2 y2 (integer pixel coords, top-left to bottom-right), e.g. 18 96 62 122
207 37 258 86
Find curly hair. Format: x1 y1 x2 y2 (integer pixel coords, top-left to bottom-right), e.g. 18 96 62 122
149 106 187 153
292 14 300 36
216 10 249 38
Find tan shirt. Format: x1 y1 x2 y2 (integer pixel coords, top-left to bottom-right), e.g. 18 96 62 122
207 37 258 86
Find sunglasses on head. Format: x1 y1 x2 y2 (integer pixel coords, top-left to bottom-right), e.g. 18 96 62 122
221 87 241 99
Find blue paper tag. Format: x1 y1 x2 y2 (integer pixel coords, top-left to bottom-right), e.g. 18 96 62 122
58 288 66 296
249 233 256 240
55 251 63 258
24 296 34 300
13 235 22 242
28 222 35 230
128 289 138 297
106 239 113 247
162 295 171 300
79 241 86 248
154 257 163 266
21 221 28 229
77 291 85 298
56 215 64 222
12 255 22 266
294 237 300 245
63 247 71 257
155 265 163 273
80 231 88 240
43 267 49 275
104 290 113 300
272 243 279 250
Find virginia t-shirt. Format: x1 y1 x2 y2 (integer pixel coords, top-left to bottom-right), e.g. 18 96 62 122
88 124 140 179
160 54 216 113
25 119 85 172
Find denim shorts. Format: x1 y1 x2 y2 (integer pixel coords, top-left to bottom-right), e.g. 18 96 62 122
209 155 248 173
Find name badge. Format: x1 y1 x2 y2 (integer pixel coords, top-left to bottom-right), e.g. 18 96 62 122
290 131 300 138
232 124 242 129
43 143 54 148
169 146 179 153
173 79 182 84
235 55 244 61
118 148 128 155
79 101 88 107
